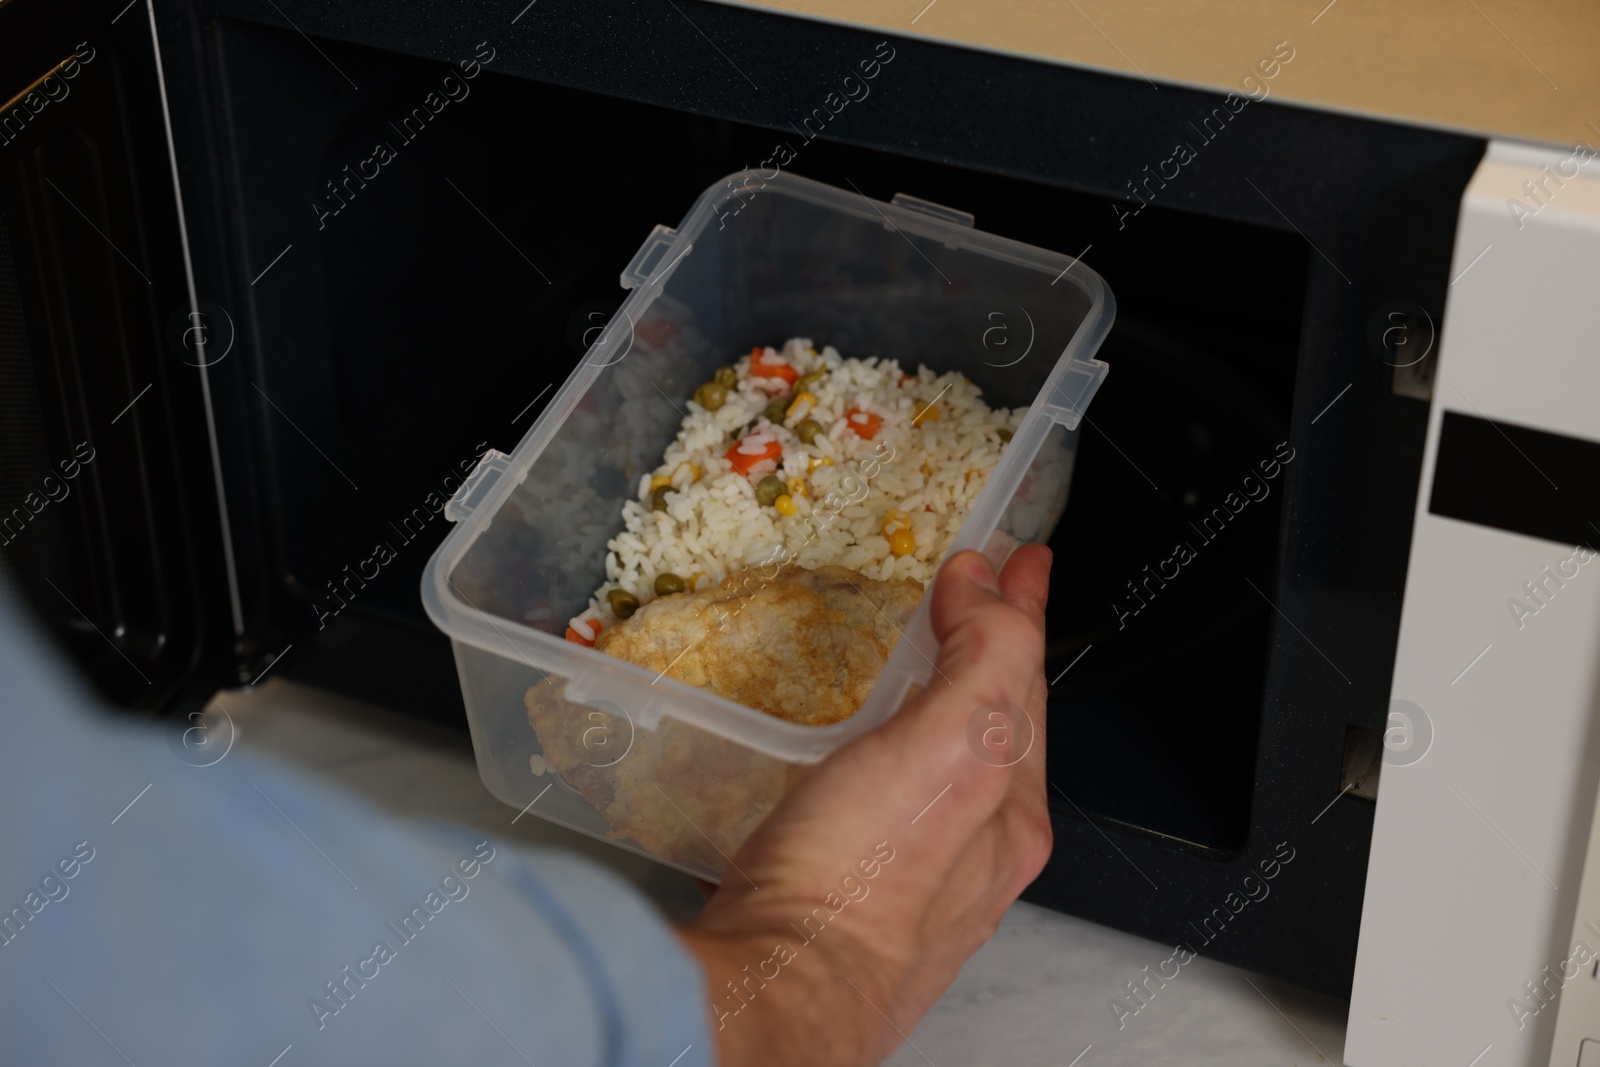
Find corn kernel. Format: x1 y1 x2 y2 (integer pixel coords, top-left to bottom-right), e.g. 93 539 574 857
650 474 672 490
889 528 916 557
912 404 940 428
787 477 807 497
786 392 816 421
808 456 834 472
774 494 799 516
882 509 911 535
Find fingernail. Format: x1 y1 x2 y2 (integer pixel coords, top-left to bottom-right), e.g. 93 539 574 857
965 553 1000 593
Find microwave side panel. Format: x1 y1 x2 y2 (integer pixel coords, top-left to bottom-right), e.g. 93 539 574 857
1347 142 1600 1067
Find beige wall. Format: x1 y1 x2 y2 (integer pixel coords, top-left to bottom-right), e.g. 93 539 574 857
711 0 1598 148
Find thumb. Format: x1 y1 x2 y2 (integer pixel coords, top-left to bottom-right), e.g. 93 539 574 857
923 549 1048 693
929 550 1004 647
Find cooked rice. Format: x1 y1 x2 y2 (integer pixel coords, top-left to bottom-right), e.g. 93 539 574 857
582 337 1018 626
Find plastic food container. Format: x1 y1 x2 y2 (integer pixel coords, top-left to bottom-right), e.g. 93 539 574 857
422 170 1113 880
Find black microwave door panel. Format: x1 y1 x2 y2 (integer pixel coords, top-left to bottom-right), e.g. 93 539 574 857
0 0 242 707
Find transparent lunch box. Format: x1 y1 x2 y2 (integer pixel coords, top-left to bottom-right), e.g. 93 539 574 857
421 170 1113 880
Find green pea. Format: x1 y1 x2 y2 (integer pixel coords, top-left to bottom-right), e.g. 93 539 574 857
654 572 686 596
651 485 671 512
797 419 823 445
693 381 728 411
713 365 737 387
997 428 1013 443
764 396 790 424
796 369 826 389
755 475 785 507
607 589 640 619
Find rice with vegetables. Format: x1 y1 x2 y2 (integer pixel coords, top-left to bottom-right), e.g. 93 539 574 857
563 337 1018 644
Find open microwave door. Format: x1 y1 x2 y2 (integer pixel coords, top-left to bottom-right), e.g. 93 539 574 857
0 0 247 708
1347 141 1600 1066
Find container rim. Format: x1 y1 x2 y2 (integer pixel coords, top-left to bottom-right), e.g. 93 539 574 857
697 169 1111 307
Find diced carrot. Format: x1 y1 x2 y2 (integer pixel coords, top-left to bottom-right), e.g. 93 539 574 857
724 435 784 475
749 349 800 385
898 373 915 385
565 619 602 646
753 364 799 385
845 408 883 439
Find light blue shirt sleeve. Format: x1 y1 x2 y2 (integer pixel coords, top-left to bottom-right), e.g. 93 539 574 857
0 601 712 1067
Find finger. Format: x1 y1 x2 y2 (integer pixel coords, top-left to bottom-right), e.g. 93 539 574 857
927 550 1004 647
979 546 1053 850
997 543 1052 763
923 549 1048 700
997 543 1052 625
884 549 1049 798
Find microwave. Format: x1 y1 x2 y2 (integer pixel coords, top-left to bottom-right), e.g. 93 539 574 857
4 1 1596 1062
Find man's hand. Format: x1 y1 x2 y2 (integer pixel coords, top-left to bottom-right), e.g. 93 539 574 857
679 546 1055 1067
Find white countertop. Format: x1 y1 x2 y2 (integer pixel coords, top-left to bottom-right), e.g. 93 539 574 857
215 678 1350 1066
